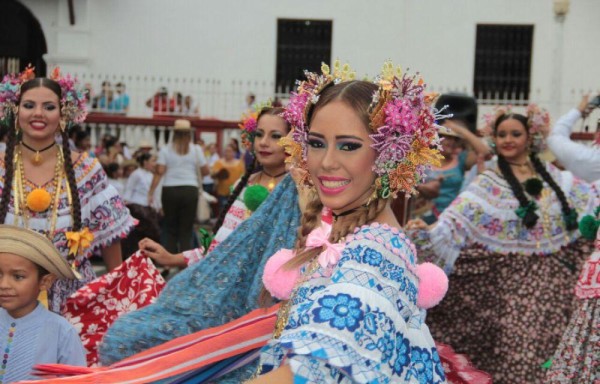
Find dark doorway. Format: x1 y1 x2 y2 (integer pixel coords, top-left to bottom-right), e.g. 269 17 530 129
276 19 332 94
473 24 534 103
0 0 48 77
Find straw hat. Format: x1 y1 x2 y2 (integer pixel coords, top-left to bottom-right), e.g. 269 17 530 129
0 225 77 279
173 119 192 131
138 139 154 149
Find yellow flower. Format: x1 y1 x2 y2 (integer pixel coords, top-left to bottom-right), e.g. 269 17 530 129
408 140 444 168
278 135 303 165
65 228 94 257
26 188 51 212
379 80 393 91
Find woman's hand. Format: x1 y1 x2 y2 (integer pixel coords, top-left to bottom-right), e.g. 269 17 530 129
405 218 429 230
139 238 186 267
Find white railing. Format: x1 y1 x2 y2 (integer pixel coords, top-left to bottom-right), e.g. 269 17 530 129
75 72 598 133
73 72 292 121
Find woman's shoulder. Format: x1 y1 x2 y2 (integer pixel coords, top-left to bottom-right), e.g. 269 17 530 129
344 222 418 269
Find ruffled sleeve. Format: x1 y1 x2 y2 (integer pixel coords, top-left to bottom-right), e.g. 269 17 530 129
410 203 471 274
269 225 444 383
78 156 135 252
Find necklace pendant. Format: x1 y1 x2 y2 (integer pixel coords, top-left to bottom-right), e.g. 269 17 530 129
267 179 275 192
32 151 42 165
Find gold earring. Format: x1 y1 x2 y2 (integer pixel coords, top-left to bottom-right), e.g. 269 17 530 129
13 107 20 133
60 120 66 132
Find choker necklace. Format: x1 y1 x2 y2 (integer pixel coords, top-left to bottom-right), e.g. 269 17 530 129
332 205 367 223
506 159 529 167
21 141 56 166
261 169 287 192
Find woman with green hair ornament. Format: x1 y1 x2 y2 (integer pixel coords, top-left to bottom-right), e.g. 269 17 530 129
139 104 291 267
407 105 597 383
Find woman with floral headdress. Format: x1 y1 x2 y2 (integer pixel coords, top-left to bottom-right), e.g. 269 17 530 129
407 106 596 383
0 67 135 313
236 61 452 383
138 105 291 267
98 105 295 365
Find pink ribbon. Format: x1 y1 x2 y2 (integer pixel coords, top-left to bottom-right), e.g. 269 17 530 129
306 223 345 269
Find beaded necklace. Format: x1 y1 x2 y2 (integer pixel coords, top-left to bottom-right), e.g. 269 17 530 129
250 229 347 380
0 322 17 384
13 146 66 240
247 257 321 381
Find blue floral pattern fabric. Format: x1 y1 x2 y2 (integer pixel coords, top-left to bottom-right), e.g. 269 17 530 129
257 223 446 383
99 175 301 365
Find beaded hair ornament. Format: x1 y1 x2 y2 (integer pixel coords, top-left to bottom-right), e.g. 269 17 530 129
481 103 550 153
280 60 445 199
238 100 273 153
0 65 88 128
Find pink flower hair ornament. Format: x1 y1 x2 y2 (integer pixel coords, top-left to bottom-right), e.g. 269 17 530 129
481 103 550 153
238 100 273 152
281 60 447 199
0 65 88 127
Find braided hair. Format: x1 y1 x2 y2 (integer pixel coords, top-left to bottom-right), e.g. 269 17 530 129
0 78 82 231
529 153 578 230
494 113 577 230
212 107 289 233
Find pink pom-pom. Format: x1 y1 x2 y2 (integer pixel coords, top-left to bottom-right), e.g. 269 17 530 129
416 262 448 309
262 249 300 300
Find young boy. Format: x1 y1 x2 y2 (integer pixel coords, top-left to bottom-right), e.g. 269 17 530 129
0 225 86 382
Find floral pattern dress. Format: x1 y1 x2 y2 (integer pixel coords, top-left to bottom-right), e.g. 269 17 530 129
545 230 600 383
0 152 135 312
411 164 596 384
257 223 446 383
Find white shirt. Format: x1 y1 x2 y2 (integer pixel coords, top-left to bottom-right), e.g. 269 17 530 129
123 168 155 206
547 108 600 183
203 153 220 184
157 144 207 187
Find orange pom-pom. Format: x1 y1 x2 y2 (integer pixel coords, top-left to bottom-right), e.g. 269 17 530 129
26 188 51 212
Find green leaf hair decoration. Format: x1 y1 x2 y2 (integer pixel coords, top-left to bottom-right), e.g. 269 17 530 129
515 201 538 219
378 175 391 199
197 228 215 255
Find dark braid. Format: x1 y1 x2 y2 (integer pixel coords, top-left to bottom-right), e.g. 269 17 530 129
529 153 578 230
497 155 539 228
0 116 18 224
61 128 82 231
212 157 257 233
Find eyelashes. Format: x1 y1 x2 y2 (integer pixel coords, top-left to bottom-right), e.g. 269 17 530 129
255 132 283 139
21 102 58 111
307 139 362 151
338 142 362 151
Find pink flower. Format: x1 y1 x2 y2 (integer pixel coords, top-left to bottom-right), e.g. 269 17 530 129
282 92 309 130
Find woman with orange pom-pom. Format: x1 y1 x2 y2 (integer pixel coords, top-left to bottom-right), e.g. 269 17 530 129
0 67 135 313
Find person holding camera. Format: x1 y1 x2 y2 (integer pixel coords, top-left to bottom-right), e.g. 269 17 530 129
544 94 600 184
